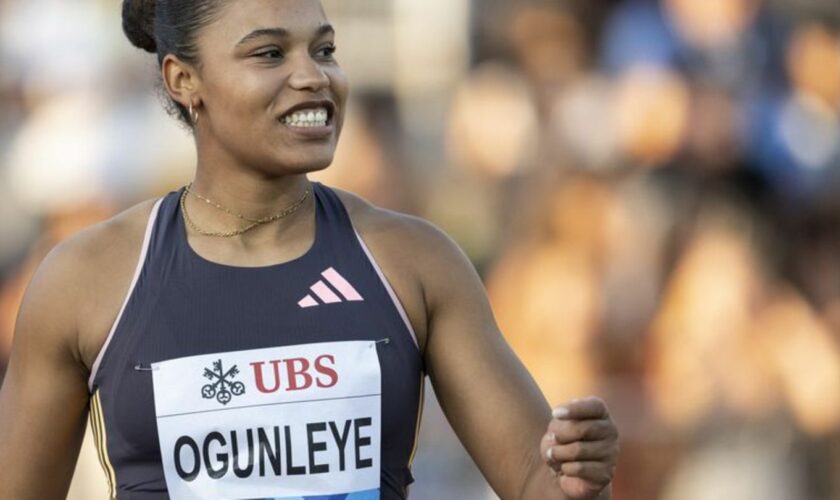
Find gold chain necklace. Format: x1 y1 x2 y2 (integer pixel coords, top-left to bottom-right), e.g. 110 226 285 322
185 182 310 223
180 183 311 238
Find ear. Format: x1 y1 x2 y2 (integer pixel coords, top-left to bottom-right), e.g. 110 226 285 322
161 54 202 109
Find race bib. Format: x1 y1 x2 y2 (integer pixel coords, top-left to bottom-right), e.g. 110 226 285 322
151 341 382 500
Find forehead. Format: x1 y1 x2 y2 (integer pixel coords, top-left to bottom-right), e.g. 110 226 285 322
208 0 330 43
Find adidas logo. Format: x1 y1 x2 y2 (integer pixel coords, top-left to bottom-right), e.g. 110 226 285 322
298 267 364 308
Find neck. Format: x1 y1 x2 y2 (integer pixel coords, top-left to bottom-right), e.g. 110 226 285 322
192 170 311 215
184 166 314 244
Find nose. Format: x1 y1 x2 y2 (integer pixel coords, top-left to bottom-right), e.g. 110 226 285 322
288 55 330 92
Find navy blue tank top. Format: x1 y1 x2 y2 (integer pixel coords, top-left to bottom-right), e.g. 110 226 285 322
87 183 425 500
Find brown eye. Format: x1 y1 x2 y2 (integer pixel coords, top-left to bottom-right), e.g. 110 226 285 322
316 45 337 59
255 49 284 60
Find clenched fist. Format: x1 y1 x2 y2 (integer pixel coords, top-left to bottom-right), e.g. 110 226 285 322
540 397 619 499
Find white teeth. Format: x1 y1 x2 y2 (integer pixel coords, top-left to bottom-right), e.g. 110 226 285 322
281 106 330 127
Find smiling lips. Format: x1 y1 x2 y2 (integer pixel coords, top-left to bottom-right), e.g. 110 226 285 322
281 107 330 128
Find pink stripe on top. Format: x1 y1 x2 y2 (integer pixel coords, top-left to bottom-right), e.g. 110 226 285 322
322 267 364 301
310 280 341 303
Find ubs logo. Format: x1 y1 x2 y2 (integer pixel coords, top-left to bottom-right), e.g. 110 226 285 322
201 359 245 405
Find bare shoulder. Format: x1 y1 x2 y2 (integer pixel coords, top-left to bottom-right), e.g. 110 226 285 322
57 198 157 267
331 187 477 352
48 197 158 286
331 186 463 260
28 197 161 369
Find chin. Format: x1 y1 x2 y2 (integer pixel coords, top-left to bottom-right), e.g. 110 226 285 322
268 154 336 176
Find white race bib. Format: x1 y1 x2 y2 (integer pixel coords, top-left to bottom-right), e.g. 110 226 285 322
151 341 382 500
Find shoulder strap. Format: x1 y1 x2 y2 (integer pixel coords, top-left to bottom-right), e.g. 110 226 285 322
88 196 165 392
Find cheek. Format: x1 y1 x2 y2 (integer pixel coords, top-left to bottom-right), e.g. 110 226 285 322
330 67 350 103
329 69 350 131
207 69 275 119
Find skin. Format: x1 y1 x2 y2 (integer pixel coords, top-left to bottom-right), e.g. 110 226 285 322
0 1 618 499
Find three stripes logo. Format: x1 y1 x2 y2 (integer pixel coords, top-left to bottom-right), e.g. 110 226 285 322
298 267 364 308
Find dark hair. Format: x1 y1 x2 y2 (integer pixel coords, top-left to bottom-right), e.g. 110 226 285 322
121 0 226 125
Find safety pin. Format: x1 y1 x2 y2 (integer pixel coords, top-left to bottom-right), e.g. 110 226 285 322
133 364 158 372
374 338 391 346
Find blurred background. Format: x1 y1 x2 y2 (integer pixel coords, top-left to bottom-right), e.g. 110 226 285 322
2 0 840 498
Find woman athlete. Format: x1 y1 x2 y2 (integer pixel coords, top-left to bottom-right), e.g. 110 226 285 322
0 1 619 499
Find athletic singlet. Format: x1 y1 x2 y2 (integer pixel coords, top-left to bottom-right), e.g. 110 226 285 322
87 183 425 500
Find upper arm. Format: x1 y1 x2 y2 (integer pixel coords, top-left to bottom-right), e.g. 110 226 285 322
0 238 93 499
411 222 557 499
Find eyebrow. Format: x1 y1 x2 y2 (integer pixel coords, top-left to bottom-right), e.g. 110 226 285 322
236 24 335 46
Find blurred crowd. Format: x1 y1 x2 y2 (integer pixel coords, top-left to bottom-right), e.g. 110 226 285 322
2 0 840 499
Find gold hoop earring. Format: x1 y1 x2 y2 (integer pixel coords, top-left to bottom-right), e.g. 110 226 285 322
189 103 199 125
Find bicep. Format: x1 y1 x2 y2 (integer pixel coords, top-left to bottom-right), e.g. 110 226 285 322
421 232 552 500
0 247 92 499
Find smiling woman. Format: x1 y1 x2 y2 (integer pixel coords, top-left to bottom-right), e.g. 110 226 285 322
0 1 619 499
147 0 349 177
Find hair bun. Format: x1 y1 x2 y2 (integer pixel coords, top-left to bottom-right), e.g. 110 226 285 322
122 0 158 53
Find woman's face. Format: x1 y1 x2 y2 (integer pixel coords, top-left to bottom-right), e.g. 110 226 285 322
193 0 348 175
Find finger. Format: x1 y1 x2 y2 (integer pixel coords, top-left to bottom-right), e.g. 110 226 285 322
541 433 560 465
547 439 617 463
548 418 617 444
552 396 610 420
542 433 568 476
560 461 615 486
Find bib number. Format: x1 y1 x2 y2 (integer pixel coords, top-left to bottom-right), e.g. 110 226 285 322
152 341 382 500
